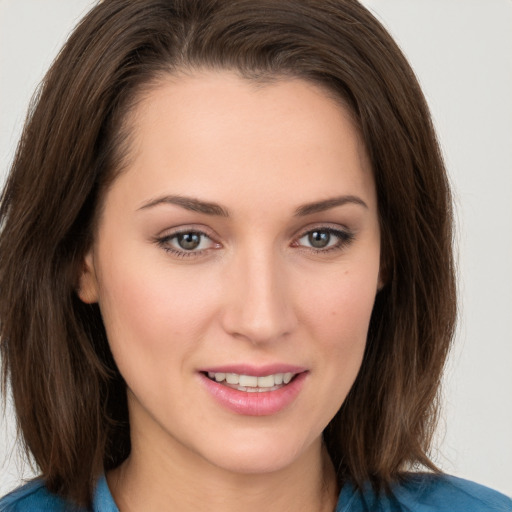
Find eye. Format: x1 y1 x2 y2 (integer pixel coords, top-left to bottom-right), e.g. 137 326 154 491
296 227 353 252
174 232 207 251
157 230 218 256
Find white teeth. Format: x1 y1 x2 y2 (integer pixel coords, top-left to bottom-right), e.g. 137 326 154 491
208 371 296 388
225 373 239 385
257 375 275 387
239 375 258 387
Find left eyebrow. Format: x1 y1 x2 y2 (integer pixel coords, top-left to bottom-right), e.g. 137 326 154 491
294 195 368 216
137 194 230 217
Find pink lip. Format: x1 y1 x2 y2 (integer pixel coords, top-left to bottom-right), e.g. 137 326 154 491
200 364 307 376
198 368 308 416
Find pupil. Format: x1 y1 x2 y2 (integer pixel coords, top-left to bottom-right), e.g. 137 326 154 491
309 230 330 248
177 232 201 250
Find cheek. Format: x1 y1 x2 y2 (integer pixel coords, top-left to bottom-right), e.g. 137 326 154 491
95 253 228 379
296 263 378 400
321 282 374 378
299 264 378 343
330 279 376 336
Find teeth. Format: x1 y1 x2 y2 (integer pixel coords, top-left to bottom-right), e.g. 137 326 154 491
225 373 239 385
239 375 258 387
257 375 275 387
207 372 296 388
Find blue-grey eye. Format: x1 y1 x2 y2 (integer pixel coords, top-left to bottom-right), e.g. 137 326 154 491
298 228 351 251
157 229 217 256
307 230 331 248
176 232 202 250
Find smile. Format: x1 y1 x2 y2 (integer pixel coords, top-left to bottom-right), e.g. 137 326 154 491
206 372 296 392
200 367 307 415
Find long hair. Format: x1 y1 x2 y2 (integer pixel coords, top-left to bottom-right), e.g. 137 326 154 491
0 0 456 506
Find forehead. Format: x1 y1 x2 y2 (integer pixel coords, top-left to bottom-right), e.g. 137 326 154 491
108 70 376 216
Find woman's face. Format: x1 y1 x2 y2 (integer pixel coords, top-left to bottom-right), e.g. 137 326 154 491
79 71 381 475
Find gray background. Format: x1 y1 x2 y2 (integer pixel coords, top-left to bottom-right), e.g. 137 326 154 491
1 0 511 497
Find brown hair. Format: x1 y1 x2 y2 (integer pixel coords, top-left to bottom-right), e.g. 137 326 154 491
0 0 456 507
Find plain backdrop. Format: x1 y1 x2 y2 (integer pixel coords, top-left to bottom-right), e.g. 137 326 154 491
1 0 511 498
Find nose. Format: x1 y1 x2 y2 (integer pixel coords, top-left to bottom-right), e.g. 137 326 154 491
220 247 297 345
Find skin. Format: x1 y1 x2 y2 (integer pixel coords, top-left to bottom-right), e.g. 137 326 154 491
79 71 381 512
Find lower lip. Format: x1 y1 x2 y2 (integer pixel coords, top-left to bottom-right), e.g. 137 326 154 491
199 372 307 416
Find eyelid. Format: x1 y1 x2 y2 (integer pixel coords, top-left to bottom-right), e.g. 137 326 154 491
293 222 352 240
155 223 218 240
153 225 222 258
292 224 355 252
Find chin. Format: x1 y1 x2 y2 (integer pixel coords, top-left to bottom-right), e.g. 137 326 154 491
193 428 320 476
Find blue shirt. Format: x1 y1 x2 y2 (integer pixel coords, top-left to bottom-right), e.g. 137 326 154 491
1 473 511 511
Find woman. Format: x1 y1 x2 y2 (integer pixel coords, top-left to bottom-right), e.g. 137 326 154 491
0 0 510 511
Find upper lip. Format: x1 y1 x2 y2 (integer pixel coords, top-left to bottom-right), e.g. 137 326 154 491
199 364 307 377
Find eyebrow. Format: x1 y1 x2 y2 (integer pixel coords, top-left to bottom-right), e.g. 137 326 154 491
138 195 230 217
294 195 368 216
137 194 367 217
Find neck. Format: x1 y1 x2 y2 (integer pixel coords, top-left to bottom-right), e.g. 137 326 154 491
107 433 338 512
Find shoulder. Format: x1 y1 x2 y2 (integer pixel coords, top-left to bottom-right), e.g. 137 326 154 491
0 480 80 512
337 473 512 512
393 474 512 512
0 477 117 512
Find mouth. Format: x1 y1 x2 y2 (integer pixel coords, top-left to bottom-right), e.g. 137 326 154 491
199 364 308 415
203 371 298 392
200 368 307 416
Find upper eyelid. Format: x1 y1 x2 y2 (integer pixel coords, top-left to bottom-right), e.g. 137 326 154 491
298 227 349 238
296 227 353 245
156 223 352 237
294 222 352 239
159 230 217 248
156 224 217 240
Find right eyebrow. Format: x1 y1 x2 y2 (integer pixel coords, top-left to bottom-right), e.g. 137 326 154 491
137 195 230 217
294 195 368 216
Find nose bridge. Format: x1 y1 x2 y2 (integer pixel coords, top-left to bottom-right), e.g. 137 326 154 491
222 242 295 344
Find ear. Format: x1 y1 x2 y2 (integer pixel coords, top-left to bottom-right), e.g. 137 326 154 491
376 276 385 293
377 263 388 292
77 250 99 304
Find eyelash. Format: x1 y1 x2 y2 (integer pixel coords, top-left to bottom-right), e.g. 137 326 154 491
294 227 354 254
155 229 218 259
155 226 355 259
